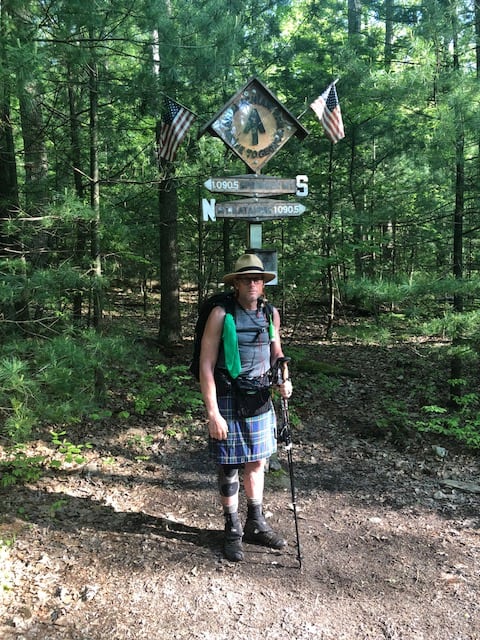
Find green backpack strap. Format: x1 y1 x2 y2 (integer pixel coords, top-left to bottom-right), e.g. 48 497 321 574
222 312 241 379
266 303 276 342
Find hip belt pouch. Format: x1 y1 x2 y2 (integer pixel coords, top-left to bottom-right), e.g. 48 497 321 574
234 375 271 418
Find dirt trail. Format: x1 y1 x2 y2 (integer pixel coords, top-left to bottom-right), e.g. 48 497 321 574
1 340 479 639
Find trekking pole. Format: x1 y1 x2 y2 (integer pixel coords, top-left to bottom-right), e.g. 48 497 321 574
276 357 302 569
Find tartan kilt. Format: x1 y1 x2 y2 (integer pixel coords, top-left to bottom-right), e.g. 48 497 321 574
209 393 277 465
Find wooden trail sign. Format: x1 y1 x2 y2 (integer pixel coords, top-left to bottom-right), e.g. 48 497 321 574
198 77 309 172
204 174 308 197
202 198 306 222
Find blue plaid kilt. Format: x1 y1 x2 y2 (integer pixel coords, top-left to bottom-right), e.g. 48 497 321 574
209 394 277 465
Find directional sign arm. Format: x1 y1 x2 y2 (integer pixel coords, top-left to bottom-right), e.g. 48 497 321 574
214 198 306 221
204 175 308 197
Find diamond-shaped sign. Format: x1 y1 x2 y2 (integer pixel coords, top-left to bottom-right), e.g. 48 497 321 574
199 77 308 172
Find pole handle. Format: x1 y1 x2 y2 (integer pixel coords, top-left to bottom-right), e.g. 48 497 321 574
276 356 291 385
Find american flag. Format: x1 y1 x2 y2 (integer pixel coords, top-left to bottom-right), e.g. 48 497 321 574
310 82 345 144
157 97 195 162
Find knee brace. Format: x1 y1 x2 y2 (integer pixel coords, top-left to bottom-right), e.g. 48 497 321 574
218 465 239 498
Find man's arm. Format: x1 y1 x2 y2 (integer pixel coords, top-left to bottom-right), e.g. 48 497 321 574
200 306 229 440
270 307 293 398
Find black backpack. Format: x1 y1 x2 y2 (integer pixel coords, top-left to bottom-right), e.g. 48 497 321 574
189 291 273 381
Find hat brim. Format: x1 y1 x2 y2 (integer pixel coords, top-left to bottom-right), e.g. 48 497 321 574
223 270 276 285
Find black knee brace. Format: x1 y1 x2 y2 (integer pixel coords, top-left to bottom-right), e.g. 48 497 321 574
218 465 239 498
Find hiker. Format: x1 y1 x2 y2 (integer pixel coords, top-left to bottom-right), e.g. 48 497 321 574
199 253 293 562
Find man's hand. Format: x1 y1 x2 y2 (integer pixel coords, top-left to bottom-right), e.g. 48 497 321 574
278 378 293 399
207 412 229 440
274 356 292 398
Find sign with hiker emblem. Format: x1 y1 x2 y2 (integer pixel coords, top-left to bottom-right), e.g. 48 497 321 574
200 77 308 172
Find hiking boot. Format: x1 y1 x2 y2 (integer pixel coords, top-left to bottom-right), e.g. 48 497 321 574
223 523 244 562
243 517 287 549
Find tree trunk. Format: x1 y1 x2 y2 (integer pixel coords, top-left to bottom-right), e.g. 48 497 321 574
68 75 88 324
348 0 362 34
325 143 335 340
88 25 105 402
449 132 465 405
0 1 26 323
19 81 50 278
347 5 364 280
348 127 364 277
384 0 394 69
476 0 480 75
0 97 18 252
157 156 182 346
476 0 480 189
449 15 465 405
223 218 231 277
89 44 102 332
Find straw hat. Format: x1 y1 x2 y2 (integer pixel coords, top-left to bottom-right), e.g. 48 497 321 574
223 253 276 285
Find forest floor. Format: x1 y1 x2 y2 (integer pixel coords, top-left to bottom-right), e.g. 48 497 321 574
1 314 480 640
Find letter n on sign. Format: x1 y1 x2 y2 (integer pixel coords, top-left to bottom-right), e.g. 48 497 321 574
202 198 216 222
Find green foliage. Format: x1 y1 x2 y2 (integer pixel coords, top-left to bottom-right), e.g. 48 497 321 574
342 275 480 317
0 331 130 444
416 393 480 449
48 499 69 518
375 399 411 437
128 364 203 416
0 357 38 441
50 430 92 465
0 262 93 338
286 347 343 403
127 433 154 448
0 322 205 452
335 322 394 345
0 446 46 488
422 309 480 345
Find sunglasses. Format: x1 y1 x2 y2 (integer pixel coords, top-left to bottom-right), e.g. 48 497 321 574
237 276 264 284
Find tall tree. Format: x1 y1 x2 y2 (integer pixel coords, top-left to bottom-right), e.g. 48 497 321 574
88 20 102 331
0 0 19 249
0 0 27 322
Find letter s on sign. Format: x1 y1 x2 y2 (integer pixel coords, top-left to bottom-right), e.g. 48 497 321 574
296 175 308 197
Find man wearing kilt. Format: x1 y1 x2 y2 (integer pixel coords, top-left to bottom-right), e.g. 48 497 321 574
199 254 293 562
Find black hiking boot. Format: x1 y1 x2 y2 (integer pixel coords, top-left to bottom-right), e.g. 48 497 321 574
243 516 287 549
223 518 244 562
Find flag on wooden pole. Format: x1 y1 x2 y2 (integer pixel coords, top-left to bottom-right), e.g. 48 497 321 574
157 97 196 162
310 82 345 144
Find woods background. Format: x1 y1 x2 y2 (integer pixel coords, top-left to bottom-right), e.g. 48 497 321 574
1 0 480 457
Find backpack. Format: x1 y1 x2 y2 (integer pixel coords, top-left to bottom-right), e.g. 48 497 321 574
189 291 273 381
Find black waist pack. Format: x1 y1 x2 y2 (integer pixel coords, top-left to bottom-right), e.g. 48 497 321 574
233 374 271 418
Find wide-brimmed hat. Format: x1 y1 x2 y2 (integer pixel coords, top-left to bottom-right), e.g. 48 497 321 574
223 253 276 285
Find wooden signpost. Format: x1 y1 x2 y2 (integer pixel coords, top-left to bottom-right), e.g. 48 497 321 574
198 76 311 276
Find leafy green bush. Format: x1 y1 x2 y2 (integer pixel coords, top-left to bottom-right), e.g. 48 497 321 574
0 357 38 441
50 430 93 465
0 326 205 450
417 391 480 449
127 364 203 416
0 446 46 487
0 330 130 441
